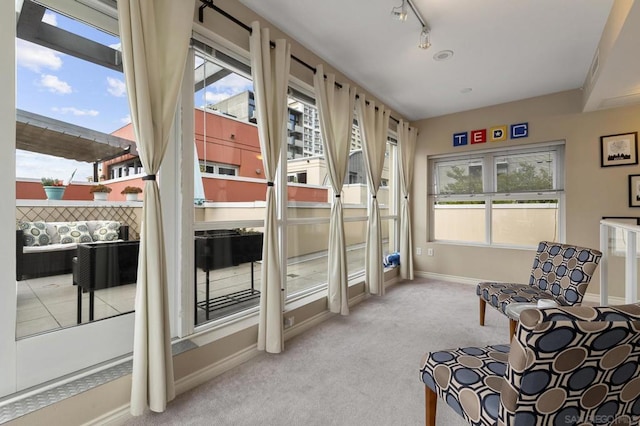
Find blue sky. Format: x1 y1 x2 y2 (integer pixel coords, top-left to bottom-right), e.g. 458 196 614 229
16 9 252 183
17 11 130 182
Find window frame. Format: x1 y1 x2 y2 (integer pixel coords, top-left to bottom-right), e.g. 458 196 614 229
7 0 139 396
429 141 565 248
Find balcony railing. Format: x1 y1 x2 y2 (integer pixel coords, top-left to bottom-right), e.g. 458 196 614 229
599 218 640 305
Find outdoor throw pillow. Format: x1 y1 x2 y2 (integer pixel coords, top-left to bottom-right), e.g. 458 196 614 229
91 221 120 242
19 221 50 246
57 221 93 244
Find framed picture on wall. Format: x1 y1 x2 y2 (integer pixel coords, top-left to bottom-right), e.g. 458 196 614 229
629 175 640 207
601 132 638 167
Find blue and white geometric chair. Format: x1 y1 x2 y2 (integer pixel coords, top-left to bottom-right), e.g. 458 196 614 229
476 241 602 339
420 303 640 425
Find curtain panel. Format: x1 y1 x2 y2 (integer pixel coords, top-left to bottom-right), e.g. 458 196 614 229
355 96 389 296
398 120 417 280
314 65 356 315
117 0 195 415
250 21 291 354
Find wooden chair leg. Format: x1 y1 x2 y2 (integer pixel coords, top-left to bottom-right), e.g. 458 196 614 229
479 298 486 326
425 385 437 426
509 319 517 341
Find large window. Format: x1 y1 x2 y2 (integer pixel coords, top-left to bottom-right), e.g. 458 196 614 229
9 0 139 394
191 42 267 327
15 5 135 338
429 143 564 247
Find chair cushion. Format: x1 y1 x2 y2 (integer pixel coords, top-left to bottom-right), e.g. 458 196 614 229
477 282 555 314
420 344 510 425
529 241 601 305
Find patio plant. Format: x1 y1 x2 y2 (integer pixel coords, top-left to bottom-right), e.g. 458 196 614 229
41 169 75 200
41 177 64 187
120 186 142 194
89 184 112 193
89 184 112 201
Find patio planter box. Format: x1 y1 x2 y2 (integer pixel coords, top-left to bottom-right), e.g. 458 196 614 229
16 221 129 281
195 230 263 272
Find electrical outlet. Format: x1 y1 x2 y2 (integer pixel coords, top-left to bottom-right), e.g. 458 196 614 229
284 316 295 328
416 247 422 255
427 248 434 256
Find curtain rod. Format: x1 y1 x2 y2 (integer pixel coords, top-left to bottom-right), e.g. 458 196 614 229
198 0 401 125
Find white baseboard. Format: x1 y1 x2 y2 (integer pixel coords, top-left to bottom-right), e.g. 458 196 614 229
175 344 260 395
86 402 130 426
284 309 333 340
582 293 626 305
416 271 629 306
415 271 482 286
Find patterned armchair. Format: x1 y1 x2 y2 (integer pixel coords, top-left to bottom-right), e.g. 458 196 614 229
476 241 602 338
420 304 640 426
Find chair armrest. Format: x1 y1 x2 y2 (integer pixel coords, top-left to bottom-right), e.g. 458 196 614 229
519 303 640 329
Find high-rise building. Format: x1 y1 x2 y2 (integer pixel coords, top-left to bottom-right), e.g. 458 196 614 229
209 90 362 160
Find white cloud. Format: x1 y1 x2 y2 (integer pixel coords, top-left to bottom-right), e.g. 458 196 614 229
51 107 99 117
42 11 58 26
16 150 93 181
204 91 230 105
39 74 72 94
217 73 253 92
16 39 63 72
120 114 132 125
199 74 253 107
106 77 126 97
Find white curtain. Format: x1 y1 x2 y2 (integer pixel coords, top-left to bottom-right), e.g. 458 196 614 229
250 21 291 353
355 96 389 296
314 65 356 315
117 0 194 415
398 120 417 280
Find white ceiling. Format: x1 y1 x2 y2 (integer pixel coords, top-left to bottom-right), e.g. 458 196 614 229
238 0 640 122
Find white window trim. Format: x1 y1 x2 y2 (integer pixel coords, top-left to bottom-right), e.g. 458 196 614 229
429 141 565 247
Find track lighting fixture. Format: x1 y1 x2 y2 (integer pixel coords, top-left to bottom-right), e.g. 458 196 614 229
390 0 432 50
418 26 431 49
391 0 408 21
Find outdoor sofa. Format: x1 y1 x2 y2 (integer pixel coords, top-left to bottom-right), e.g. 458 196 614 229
16 220 129 281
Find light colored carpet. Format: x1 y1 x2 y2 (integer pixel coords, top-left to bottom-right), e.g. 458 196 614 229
126 278 507 426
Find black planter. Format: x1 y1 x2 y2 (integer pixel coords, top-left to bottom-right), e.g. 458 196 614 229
195 230 263 271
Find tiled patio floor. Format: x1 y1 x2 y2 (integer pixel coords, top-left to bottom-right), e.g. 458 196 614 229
16 242 385 338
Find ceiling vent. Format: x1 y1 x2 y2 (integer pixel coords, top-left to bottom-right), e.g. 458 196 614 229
599 92 640 109
589 49 599 83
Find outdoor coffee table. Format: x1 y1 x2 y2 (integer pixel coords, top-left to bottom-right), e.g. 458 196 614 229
73 240 140 324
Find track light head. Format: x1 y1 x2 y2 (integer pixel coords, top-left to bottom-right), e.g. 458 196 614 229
391 0 408 21
418 26 431 50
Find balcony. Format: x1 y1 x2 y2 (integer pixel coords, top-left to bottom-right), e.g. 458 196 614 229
288 136 304 148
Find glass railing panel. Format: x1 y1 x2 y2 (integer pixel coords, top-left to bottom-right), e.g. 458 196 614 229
346 220 366 279
286 223 329 297
491 199 559 246
433 200 486 243
600 219 640 305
